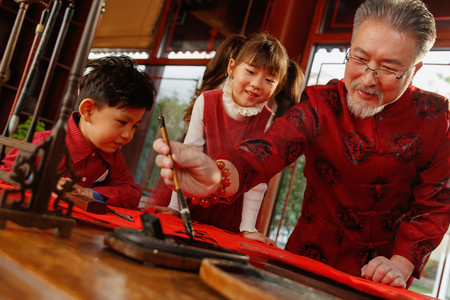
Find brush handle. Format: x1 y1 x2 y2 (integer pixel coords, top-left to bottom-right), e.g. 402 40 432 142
158 114 194 239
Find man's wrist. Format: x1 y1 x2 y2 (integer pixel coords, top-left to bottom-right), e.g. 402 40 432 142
391 255 414 281
217 159 238 197
191 160 239 206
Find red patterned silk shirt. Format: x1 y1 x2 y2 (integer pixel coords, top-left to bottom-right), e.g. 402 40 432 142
219 79 450 278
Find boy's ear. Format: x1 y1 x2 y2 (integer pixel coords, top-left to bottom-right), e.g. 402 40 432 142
78 99 96 122
227 58 235 78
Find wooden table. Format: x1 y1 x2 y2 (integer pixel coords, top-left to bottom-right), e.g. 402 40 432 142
0 220 225 300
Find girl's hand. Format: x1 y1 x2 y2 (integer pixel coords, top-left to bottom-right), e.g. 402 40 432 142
242 231 277 246
153 138 222 197
153 205 180 217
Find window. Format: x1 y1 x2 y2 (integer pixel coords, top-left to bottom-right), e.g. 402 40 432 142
134 65 206 195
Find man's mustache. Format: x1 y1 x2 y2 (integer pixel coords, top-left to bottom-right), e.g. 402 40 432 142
349 81 383 99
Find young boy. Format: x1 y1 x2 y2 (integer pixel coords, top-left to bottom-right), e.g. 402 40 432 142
1 56 156 209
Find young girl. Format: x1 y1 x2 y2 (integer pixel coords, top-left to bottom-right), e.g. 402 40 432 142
162 33 304 245
146 34 246 207
149 33 303 244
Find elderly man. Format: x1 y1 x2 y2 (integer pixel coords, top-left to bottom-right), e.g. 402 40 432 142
154 0 449 288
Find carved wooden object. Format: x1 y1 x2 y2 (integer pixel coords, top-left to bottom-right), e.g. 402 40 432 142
0 0 106 238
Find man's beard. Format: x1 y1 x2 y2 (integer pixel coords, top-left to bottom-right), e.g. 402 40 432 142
346 81 384 118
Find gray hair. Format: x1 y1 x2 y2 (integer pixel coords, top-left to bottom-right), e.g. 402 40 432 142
353 0 436 61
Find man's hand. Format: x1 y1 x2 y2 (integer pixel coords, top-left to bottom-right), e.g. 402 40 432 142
242 231 277 246
153 138 226 197
361 255 414 288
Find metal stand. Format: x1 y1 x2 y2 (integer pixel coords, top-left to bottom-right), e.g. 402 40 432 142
0 0 106 238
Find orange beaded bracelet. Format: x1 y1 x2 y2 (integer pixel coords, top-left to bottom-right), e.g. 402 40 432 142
190 160 231 208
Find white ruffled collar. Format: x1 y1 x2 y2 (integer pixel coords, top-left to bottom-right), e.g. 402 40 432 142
222 78 267 119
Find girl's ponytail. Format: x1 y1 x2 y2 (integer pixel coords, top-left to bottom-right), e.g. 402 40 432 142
274 59 305 119
183 34 246 123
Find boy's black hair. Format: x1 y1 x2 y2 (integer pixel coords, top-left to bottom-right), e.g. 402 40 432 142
77 55 156 110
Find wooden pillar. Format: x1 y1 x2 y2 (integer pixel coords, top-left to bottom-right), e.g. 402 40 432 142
257 0 318 235
264 0 317 62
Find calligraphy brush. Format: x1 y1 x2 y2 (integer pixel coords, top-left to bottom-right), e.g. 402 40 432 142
158 108 195 240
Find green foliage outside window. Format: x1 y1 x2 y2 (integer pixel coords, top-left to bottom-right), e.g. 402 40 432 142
135 90 188 190
269 155 307 247
11 116 46 140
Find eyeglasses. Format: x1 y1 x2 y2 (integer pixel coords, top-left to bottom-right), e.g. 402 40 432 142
345 53 415 81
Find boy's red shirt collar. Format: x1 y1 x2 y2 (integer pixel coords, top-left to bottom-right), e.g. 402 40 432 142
66 112 115 166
